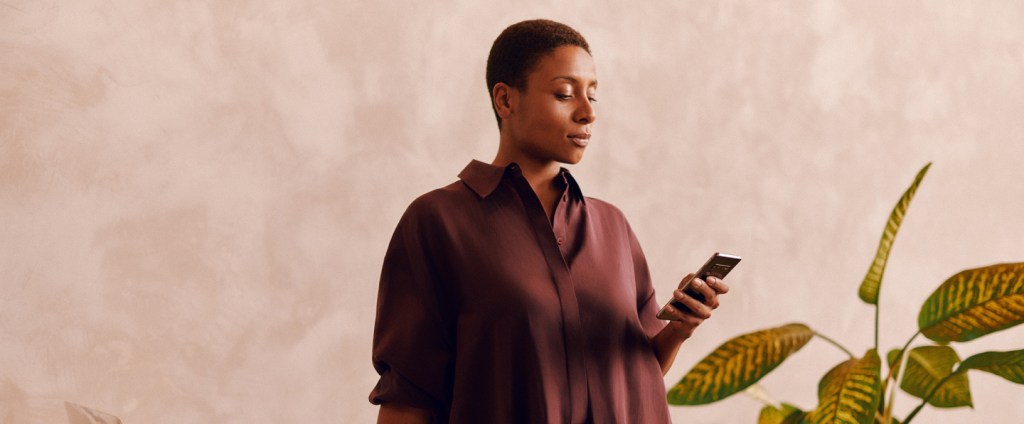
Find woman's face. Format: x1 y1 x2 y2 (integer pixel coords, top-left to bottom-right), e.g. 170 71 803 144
504 45 598 166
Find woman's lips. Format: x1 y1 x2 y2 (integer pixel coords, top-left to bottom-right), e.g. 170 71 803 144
568 134 590 147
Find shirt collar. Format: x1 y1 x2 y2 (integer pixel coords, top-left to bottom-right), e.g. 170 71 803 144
458 159 586 203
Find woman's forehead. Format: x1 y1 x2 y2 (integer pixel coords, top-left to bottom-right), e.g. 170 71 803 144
530 46 598 87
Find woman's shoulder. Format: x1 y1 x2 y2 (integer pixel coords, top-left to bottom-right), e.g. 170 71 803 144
584 196 626 217
408 180 472 207
583 196 634 229
397 180 475 225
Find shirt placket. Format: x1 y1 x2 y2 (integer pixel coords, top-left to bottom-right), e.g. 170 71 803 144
553 177 571 257
507 165 590 424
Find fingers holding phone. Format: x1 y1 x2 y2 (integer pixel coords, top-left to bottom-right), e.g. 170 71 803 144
706 276 730 295
656 252 740 321
684 275 721 310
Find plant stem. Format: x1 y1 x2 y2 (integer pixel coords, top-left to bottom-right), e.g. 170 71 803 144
903 400 926 423
813 331 855 359
878 331 921 417
874 304 880 356
882 375 897 423
903 368 960 423
886 331 921 387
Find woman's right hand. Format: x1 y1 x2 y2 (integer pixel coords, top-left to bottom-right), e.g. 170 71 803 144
659 273 730 341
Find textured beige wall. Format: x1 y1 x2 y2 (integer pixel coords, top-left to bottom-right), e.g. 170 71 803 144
3 1 1023 423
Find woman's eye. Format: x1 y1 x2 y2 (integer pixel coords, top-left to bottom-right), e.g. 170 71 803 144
588 97 598 103
555 94 572 100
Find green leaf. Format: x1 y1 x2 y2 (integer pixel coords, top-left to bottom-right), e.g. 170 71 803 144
667 323 814 405
759 403 806 424
858 163 931 305
899 346 972 408
806 349 882 424
958 349 1024 384
918 263 1024 343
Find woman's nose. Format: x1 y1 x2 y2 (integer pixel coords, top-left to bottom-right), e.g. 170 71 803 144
574 98 596 124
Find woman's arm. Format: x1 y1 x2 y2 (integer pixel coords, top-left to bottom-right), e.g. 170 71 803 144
651 275 729 374
378 404 433 424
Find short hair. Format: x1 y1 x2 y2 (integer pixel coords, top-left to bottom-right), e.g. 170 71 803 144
486 19 591 130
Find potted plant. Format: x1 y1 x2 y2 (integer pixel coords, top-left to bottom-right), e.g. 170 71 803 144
667 163 1024 423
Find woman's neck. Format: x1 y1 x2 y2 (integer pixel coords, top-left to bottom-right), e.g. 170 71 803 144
491 151 561 195
492 146 565 223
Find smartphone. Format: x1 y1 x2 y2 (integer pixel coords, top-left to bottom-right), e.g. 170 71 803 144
656 252 741 320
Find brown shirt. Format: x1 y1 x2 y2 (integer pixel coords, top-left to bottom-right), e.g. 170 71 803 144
370 160 671 423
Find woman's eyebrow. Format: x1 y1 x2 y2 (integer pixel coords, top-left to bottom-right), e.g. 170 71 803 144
550 76 599 87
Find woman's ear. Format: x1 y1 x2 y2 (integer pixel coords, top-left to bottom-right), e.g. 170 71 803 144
492 82 516 122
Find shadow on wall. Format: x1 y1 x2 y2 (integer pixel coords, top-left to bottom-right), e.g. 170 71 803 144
65 402 123 424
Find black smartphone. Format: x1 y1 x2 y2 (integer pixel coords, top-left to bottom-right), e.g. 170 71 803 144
656 252 741 320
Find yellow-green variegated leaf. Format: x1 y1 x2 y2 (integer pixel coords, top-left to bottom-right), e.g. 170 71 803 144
918 263 1024 343
859 163 931 305
806 350 882 424
668 323 814 405
758 403 806 424
958 349 1024 384
899 345 972 408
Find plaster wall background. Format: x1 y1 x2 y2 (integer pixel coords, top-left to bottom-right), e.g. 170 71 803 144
2 1 1023 422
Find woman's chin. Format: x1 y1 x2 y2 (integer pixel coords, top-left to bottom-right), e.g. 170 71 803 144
560 152 585 165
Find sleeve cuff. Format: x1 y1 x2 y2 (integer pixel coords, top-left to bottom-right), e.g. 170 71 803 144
369 365 442 413
638 290 668 341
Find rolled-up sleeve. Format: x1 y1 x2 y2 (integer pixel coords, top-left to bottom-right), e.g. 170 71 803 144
369 199 454 414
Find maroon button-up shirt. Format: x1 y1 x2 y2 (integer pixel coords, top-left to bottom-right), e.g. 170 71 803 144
370 160 671 423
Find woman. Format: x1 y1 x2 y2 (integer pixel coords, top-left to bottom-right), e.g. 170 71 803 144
370 19 729 424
